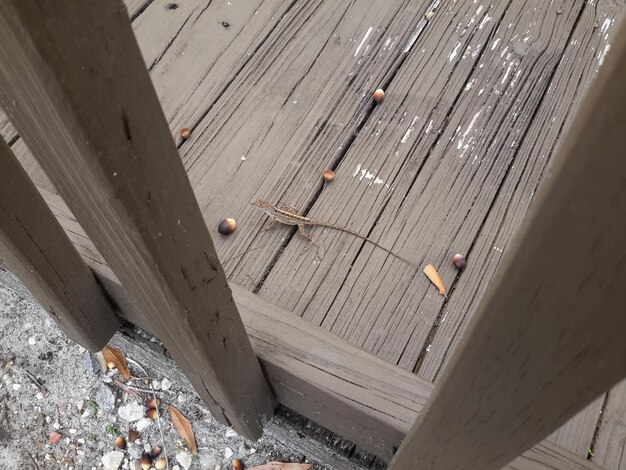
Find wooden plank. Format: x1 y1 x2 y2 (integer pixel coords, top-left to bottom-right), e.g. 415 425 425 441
257 0 586 364
390 14 626 470
593 379 626 469
413 1 623 458
0 0 153 144
0 0 274 439
0 262 599 469
0 139 120 351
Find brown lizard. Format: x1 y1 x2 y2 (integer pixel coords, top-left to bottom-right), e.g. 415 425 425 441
251 199 419 269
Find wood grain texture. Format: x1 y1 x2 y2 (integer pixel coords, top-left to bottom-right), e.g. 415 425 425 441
390 14 626 470
0 268 600 470
0 139 120 351
593 379 626 469
0 0 274 439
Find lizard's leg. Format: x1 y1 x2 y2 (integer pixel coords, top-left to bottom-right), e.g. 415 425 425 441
261 219 279 231
298 224 319 254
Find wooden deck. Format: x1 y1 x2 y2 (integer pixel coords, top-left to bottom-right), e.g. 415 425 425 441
2 0 625 467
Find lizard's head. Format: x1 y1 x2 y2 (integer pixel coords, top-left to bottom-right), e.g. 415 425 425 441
250 199 274 214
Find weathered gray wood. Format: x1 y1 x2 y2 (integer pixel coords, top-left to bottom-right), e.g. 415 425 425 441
0 267 600 469
0 141 120 351
0 0 274 439
593 379 626 469
390 15 626 470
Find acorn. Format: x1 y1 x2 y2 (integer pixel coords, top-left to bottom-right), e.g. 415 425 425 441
141 453 152 470
128 429 139 443
140 456 152 470
452 254 467 271
322 169 335 182
372 88 385 103
232 459 244 470
146 398 160 409
151 446 162 457
218 218 237 235
179 127 191 139
155 457 168 470
115 436 127 450
146 407 160 420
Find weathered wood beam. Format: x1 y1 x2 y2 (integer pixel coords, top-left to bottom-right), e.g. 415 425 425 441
0 267 599 469
390 17 626 470
0 139 119 351
0 0 274 439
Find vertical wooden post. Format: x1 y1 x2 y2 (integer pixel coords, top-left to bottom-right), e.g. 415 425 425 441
391 18 626 470
0 139 120 352
0 0 274 438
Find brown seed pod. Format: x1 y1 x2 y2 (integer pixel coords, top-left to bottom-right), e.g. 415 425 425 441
146 407 160 420
232 459 244 470
322 169 335 182
115 436 127 450
218 218 237 235
179 127 191 139
372 88 385 103
146 398 160 409
151 446 162 457
141 453 152 470
155 457 168 470
452 253 467 271
128 429 139 442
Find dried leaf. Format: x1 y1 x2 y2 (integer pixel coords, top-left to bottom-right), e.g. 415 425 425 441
101 346 131 381
423 263 447 297
247 463 313 470
168 405 197 453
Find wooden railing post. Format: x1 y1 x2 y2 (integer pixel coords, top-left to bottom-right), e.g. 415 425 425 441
0 138 120 352
391 17 626 470
0 0 275 438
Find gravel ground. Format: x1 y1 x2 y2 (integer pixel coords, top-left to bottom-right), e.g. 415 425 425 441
0 282 332 470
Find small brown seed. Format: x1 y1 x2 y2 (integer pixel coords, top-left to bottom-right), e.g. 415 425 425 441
232 459 244 470
179 127 191 139
146 407 160 420
322 169 335 182
155 457 168 470
146 398 160 409
218 218 237 235
372 88 385 103
151 446 162 457
128 429 139 442
452 253 467 271
141 453 152 470
115 436 127 450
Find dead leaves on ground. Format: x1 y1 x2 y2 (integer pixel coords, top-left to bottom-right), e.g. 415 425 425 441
168 405 197 453
101 345 131 381
423 263 447 297
248 463 313 470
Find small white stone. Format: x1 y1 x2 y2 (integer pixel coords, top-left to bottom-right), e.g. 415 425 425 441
225 429 237 438
28 336 37 345
144 443 152 453
215 465 221 470
118 401 146 422
77 438 86 444
12 383 21 391
36 392 44 400
249 448 257 454
176 452 192 470
161 378 172 391
69 428 77 434
77 400 84 411
135 417 153 432
224 447 234 459
53 422 61 429
152 379 162 390
177 393 186 403
102 450 124 470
